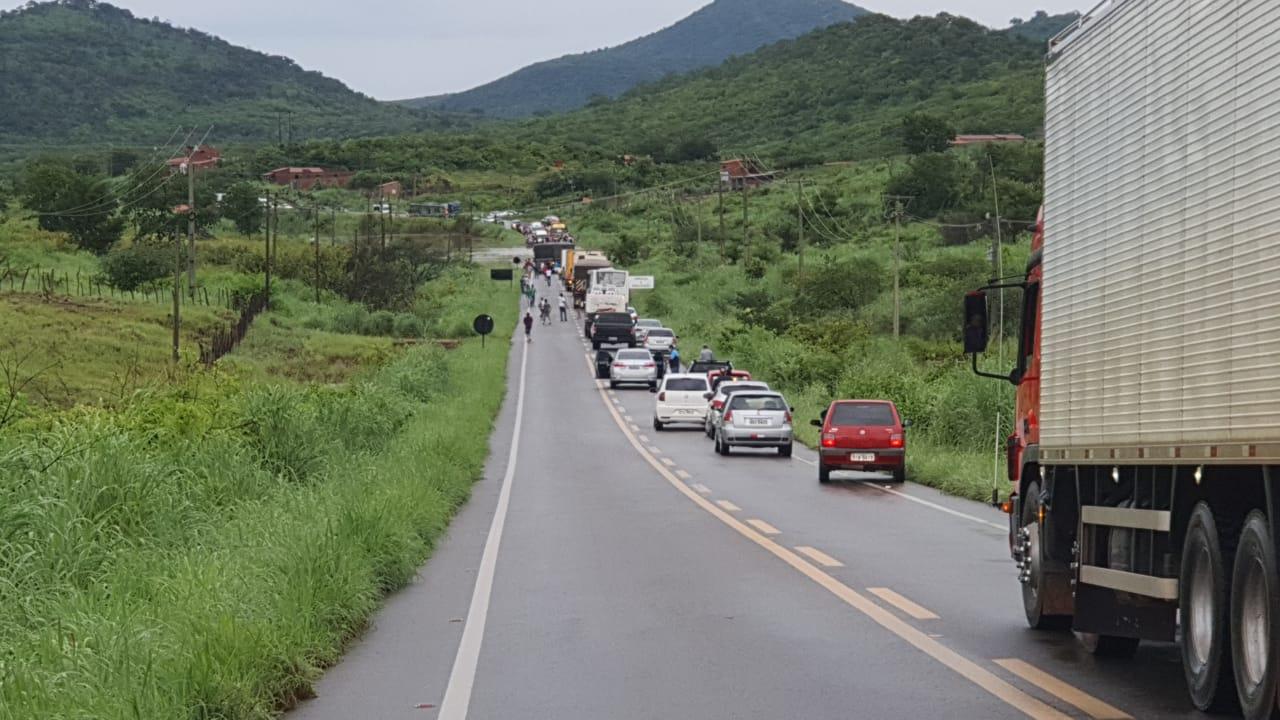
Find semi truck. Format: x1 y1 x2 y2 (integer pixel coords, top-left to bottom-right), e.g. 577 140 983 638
965 4 1280 717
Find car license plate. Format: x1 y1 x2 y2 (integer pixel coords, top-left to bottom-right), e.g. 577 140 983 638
748 418 769 426
851 453 875 462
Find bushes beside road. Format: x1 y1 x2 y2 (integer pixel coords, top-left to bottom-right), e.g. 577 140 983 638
0 314 514 718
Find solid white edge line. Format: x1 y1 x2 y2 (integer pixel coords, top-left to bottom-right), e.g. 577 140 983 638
437 336 528 720
860 482 1005 530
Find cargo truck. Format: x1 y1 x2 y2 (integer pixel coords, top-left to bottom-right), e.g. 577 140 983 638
569 251 612 311
964 4 1280 717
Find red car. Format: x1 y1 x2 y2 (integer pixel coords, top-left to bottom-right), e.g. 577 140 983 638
813 400 909 484
707 369 751 392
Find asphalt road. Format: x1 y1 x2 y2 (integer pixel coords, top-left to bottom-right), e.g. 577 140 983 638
291 299 1203 720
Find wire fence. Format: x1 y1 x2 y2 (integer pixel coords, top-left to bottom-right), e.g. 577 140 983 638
199 292 269 366
0 265 244 309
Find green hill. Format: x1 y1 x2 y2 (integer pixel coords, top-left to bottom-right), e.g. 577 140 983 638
519 13 1046 164
0 0 462 147
1005 10 1081 42
400 0 867 118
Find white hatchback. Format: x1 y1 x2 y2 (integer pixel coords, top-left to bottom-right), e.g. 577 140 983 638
653 374 711 430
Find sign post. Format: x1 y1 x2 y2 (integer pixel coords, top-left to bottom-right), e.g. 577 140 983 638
628 276 656 290
473 314 495 348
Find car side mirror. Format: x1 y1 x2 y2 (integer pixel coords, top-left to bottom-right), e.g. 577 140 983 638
964 291 990 355
790 407 796 413
810 419 823 428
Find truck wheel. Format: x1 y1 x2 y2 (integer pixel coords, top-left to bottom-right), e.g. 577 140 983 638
1181 502 1237 712
1078 632 1139 658
1231 511 1279 719
1020 481 1071 631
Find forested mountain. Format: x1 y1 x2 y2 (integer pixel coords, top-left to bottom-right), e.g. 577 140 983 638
521 13 1047 164
0 0 462 146
399 0 867 118
1005 10 1081 42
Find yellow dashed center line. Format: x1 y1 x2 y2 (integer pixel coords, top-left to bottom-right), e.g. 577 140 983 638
795 546 843 568
747 519 781 535
993 659 1132 720
868 588 940 621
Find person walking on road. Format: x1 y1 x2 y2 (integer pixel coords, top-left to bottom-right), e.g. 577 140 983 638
558 293 568 322
668 346 681 373
523 311 534 342
698 345 715 363
539 298 551 325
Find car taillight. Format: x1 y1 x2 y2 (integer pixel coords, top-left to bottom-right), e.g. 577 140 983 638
723 410 733 424
822 433 836 447
890 434 904 448
712 400 724 410
658 392 666 401
613 363 626 369
784 411 792 424
643 362 655 368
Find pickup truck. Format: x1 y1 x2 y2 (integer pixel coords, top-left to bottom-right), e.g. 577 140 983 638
589 312 636 350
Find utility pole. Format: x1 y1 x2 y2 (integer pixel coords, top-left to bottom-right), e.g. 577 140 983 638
742 183 750 265
796 179 805 284
172 228 181 363
313 206 321 303
264 195 273 305
988 154 1006 373
186 161 196 300
331 206 337 246
877 196 915 340
718 177 726 260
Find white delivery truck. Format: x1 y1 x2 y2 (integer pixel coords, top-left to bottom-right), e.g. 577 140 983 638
964 3 1280 717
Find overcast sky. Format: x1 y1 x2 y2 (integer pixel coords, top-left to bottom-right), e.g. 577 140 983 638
3 0 1088 99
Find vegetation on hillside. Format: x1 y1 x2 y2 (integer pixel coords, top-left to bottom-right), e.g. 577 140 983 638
402 0 866 118
0 0 469 146
1005 10 1080 42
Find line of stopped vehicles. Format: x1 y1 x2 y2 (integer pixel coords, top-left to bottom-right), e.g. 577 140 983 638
584 310 908 484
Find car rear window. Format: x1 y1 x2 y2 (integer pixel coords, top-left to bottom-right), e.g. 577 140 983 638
616 350 651 360
722 383 767 396
665 378 708 392
730 395 786 411
648 329 674 337
831 403 896 426
596 313 632 324
638 319 662 327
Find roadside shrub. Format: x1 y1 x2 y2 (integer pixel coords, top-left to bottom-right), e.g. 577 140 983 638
392 313 423 338
363 310 396 337
99 240 175 290
332 305 368 335
238 385 326 482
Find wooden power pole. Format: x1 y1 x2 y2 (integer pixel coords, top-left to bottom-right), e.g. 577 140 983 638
186 162 196 299
796 179 805 283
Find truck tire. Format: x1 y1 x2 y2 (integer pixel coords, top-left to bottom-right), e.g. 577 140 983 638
1231 511 1279 719
1181 502 1237 713
1020 481 1071 631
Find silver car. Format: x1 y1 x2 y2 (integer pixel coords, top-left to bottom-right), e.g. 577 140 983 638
610 348 658 389
704 381 771 438
643 328 676 353
635 318 663 343
714 392 793 457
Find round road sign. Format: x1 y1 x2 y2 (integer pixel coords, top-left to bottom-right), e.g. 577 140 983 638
473 314 495 336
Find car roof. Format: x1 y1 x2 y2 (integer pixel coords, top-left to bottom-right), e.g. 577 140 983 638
833 399 896 406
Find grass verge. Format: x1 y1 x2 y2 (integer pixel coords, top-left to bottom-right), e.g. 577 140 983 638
0 291 517 719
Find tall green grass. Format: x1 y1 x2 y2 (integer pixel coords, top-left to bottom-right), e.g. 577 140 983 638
0 318 514 718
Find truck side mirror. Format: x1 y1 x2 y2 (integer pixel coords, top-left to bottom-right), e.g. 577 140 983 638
964 291 990 355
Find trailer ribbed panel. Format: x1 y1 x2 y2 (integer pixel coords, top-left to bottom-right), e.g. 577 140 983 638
1042 0 1280 450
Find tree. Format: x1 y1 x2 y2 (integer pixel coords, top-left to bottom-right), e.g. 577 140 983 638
223 182 263 235
17 161 124 254
122 163 220 240
901 113 956 154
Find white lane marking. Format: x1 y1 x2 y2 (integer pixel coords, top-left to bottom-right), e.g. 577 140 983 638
638 434 651 443
437 336 528 720
792 456 817 467
647 445 661 454
676 470 692 480
691 483 711 495
860 482 1005 531
661 457 676 467
628 424 640 432
716 500 741 512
